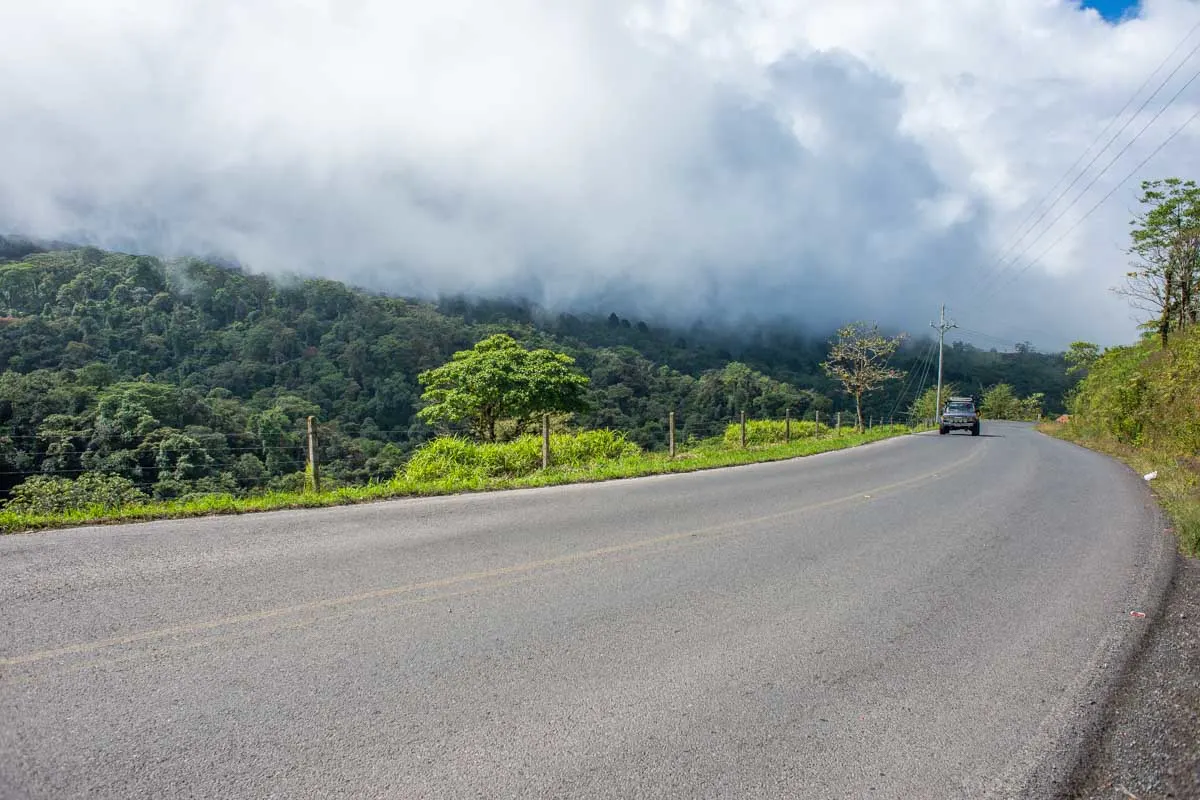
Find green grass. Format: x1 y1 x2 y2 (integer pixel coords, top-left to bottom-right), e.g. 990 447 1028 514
404 430 641 483
0 425 918 535
1041 421 1200 557
721 419 827 447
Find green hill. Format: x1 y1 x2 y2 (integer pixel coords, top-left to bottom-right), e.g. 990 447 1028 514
0 242 1076 500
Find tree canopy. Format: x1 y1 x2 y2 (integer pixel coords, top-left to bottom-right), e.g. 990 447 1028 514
1115 178 1200 347
417 334 590 441
821 322 906 429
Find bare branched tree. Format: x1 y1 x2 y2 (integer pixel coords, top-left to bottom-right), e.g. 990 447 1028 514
821 322 907 430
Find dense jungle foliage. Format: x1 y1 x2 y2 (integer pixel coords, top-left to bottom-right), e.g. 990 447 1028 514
0 239 1075 500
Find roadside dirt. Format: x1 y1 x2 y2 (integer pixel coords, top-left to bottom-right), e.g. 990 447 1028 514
1062 554 1200 799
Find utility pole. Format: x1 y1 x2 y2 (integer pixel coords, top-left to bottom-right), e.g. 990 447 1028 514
931 304 957 425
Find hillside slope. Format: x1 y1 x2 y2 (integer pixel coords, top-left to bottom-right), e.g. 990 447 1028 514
1057 326 1200 554
0 243 1074 499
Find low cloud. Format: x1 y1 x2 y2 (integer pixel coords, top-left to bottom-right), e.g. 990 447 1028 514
3 0 1199 348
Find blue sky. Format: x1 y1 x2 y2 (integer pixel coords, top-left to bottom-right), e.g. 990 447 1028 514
1081 0 1141 21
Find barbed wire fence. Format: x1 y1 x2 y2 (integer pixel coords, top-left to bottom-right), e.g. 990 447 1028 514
0 405 938 504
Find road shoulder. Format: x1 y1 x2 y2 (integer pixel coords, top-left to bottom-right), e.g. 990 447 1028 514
1062 552 1200 799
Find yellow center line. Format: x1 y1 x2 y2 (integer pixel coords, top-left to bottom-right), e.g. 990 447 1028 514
1 445 982 669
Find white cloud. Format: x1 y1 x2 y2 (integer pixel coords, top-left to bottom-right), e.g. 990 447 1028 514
2 0 1199 348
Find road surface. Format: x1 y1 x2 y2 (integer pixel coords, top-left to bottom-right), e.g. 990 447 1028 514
0 423 1173 798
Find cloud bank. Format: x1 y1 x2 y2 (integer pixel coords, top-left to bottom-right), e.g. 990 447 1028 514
2 0 1200 348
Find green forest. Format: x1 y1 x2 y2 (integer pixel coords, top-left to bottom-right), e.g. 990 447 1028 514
0 238 1076 501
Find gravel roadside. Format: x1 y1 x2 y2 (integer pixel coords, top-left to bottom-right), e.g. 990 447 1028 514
1063 553 1200 799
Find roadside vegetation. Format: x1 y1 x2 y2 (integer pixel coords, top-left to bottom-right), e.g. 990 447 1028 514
1044 178 1200 556
1 328 920 533
0 423 916 534
1046 325 1200 556
908 382 1046 422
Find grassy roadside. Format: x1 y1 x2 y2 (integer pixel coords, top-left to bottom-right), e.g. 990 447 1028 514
0 425 918 535
1040 422 1200 557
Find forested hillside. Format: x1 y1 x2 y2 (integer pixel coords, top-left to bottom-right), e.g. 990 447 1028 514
0 241 1075 499
1049 177 1200 555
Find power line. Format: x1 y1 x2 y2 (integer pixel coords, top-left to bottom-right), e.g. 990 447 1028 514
954 328 1021 349
966 19 1200 296
974 60 1200 301
887 338 937 420
931 304 958 423
988 103 1200 293
909 343 938 418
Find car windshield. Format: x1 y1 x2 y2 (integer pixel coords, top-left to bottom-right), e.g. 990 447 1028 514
946 403 973 414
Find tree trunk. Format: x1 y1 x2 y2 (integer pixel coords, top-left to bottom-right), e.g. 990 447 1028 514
487 416 496 442
1181 270 1192 332
1182 237 1198 327
1160 270 1174 348
855 392 864 431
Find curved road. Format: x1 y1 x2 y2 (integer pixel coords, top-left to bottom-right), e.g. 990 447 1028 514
0 423 1173 798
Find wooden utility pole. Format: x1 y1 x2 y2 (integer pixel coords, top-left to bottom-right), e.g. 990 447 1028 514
542 414 550 469
785 409 791 444
740 411 747 448
931 304 958 426
306 416 320 493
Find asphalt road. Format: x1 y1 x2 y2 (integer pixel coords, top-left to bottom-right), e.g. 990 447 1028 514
0 423 1174 799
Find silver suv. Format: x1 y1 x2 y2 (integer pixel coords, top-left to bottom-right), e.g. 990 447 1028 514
939 396 980 436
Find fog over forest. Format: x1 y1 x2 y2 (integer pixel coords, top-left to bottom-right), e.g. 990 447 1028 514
4 0 1200 348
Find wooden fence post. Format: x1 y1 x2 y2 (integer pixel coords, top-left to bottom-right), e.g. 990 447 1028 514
669 411 676 458
542 414 550 469
740 410 747 448
306 415 320 493
814 410 820 435
785 408 791 444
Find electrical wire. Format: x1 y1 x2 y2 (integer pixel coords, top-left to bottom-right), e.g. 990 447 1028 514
988 103 1200 293
886 339 938 421
965 19 1200 298
974 64 1200 302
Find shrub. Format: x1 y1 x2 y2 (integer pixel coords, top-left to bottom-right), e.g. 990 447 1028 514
1062 327 1200 556
1069 329 1200 454
549 430 641 465
405 437 496 483
267 471 309 494
403 430 641 483
722 419 826 447
4 472 147 514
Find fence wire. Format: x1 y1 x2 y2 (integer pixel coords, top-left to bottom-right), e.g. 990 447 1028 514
0 410 927 504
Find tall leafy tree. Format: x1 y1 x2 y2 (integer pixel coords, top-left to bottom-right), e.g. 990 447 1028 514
1115 178 1200 347
821 322 906 430
980 384 1020 419
1064 341 1100 377
416 334 590 441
